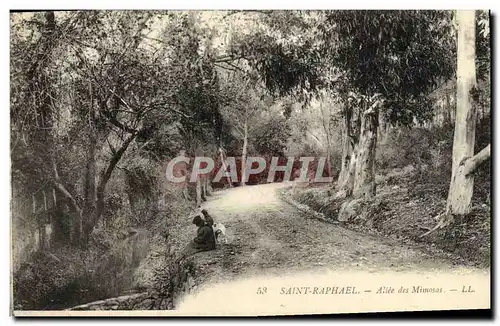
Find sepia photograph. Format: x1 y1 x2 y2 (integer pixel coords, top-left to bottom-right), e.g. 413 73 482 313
9 8 491 316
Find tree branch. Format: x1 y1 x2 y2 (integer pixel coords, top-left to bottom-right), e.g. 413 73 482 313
90 131 138 230
52 160 81 214
464 144 491 176
233 124 244 138
99 99 139 134
216 61 246 73
98 132 138 196
107 137 117 156
213 55 245 63
221 10 274 20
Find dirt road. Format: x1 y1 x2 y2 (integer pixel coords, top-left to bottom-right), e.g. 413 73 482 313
201 183 463 275
175 183 489 314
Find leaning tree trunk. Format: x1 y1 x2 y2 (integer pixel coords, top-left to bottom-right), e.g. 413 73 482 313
352 103 379 198
81 132 137 246
446 10 479 215
240 120 248 187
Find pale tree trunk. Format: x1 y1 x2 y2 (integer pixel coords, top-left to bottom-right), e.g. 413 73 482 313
196 178 202 207
200 175 209 201
193 147 204 206
201 177 207 200
324 136 332 178
203 178 212 196
336 104 361 198
337 106 353 190
353 101 379 198
319 101 332 177
205 169 213 195
326 150 332 178
378 113 386 144
337 146 358 198
180 153 191 200
446 10 478 215
383 121 390 144
219 147 233 187
240 120 248 187
446 10 489 216
423 144 490 237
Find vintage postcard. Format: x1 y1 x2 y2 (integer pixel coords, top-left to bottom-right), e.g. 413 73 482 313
10 9 491 317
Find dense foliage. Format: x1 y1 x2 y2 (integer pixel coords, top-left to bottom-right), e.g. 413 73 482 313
10 10 490 310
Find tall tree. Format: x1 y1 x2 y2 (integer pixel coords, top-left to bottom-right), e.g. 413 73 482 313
232 10 454 198
445 10 491 216
336 92 362 197
324 11 454 198
11 11 66 246
219 74 266 186
11 11 229 246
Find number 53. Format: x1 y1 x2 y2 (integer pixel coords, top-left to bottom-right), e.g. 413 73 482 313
256 287 267 295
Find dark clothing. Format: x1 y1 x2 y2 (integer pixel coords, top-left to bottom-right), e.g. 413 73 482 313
192 225 216 251
176 225 215 262
175 224 216 264
201 210 214 227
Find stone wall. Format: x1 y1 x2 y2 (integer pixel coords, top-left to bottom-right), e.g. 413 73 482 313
67 255 199 311
68 293 154 310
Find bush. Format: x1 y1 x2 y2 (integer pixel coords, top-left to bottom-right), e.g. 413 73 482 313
378 118 490 201
377 125 453 175
13 248 105 310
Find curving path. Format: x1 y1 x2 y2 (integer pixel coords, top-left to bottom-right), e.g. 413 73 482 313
175 183 489 315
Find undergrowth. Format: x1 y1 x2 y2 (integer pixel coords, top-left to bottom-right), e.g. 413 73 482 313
288 121 491 268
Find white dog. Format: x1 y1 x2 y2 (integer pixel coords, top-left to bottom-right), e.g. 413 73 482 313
212 222 228 244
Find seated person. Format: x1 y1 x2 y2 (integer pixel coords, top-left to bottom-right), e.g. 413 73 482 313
201 209 214 227
191 214 216 251
175 213 216 264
